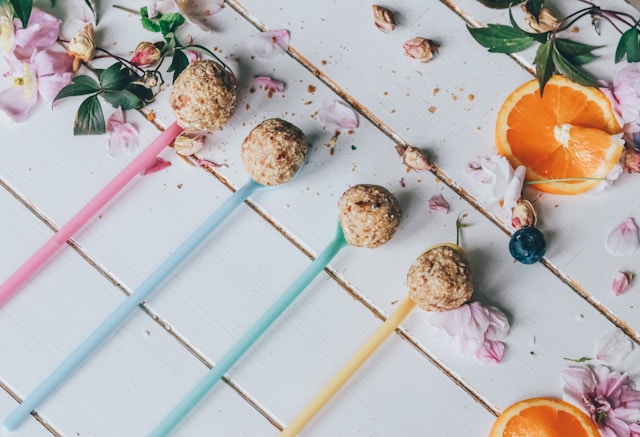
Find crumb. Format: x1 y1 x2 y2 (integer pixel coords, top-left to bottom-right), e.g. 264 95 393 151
428 106 437 113
307 84 316 93
467 94 474 101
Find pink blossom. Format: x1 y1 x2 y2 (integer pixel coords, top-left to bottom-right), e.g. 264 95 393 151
319 100 359 131
466 155 525 220
612 271 633 297
106 108 139 156
562 364 640 437
606 217 640 256
141 157 171 175
146 0 223 32
0 48 72 122
249 29 290 60
197 158 227 170
429 301 510 364
9 8 61 58
428 194 449 214
601 63 640 132
594 329 633 365
254 76 285 95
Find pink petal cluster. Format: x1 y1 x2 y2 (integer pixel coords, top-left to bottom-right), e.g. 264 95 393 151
0 8 72 122
562 364 640 437
249 29 290 60
319 100 359 131
601 63 640 133
106 108 139 156
254 76 285 95
606 217 640 256
428 194 449 214
467 155 525 220
429 301 510 364
146 0 223 32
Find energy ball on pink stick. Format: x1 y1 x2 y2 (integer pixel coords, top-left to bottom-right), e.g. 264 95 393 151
170 60 238 131
406 243 473 312
337 184 401 248
241 118 308 186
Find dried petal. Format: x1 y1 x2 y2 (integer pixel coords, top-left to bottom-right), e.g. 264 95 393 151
67 23 95 71
254 76 285 97
130 42 162 68
606 217 640 255
249 29 290 60
511 199 537 230
396 145 433 171
197 158 227 169
174 132 205 156
319 100 358 131
372 5 395 33
403 37 439 63
623 147 640 173
611 271 633 297
141 157 171 175
521 5 559 33
594 329 633 364
428 194 449 214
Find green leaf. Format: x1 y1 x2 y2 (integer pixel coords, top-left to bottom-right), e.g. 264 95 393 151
534 41 554 95
474 0 526 8
74 95 105 135
554 38 601 66
467 24 535 53
168 49 189 82
551 45 600 88
615 27 640 63
524 0 544 21
102 90 142 110
140 6 161 32
99 63 130 91
84 0 97 24
54 75 101 102
159 12 185 37
10 0 32 28
128 83 156 105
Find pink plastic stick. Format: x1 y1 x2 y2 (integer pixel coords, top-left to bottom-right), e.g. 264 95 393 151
0 121 184 306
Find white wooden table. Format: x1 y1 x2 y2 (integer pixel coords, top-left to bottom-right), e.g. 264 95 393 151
1 1 640 435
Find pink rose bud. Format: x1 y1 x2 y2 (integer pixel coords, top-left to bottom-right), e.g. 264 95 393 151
403 37 439 63
372 5 396 33
131 42 162 67
511 199 537 230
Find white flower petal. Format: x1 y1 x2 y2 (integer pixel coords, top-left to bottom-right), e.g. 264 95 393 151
428 194 449 214
249 29 290 60
606 217 640 255
612 271 632 296
594 329 633 365
319 100 358 131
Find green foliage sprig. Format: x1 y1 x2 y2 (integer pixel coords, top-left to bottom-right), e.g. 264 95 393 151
468 0 640 93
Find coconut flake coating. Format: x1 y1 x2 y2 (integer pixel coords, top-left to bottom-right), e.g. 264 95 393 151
241 118 308 186
170 60 237 131
337 184 401 248
406 244 473 312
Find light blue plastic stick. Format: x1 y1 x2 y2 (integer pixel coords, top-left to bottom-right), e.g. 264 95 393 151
149 224 348 437
2 179 263 432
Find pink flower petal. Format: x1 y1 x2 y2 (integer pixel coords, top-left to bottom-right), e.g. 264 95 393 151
612 271 633 297
0 80 38 122
254 76 285 94
141 157 171 175
319 100 359 131
197 158 227 169
177 0 224 31
475 339 505 364
12 8 61 56
428 194 449 214
106 108 139 156
250 29 290 60
594 329 633 364
606 217 640 255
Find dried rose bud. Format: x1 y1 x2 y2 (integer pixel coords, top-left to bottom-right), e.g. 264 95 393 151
372 5 396 33
68 23 95 72
174 132 206 156
511 199 537 230
131 42 162 68
623 147 640 173
521 5 559 33
403 37 439 63
396 145 433 171
139 71 160 89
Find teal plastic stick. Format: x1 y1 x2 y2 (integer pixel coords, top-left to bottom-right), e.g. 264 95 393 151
2 179 263 432
149 224 348 437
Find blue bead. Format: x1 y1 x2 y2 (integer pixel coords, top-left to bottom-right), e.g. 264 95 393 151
509 227 546 264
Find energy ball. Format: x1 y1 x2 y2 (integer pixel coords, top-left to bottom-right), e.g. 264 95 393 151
241 118 308 186
170 60 237 131
406 244 473 312
338 184 401 248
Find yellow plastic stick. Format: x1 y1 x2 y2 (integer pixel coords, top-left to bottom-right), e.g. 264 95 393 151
279 296 416 436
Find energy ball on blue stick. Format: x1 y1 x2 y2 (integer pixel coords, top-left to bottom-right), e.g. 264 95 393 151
170 60 238 131
241 118 308 186
337 184 401 248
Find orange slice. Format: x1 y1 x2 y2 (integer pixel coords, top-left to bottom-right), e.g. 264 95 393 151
496 75 623 195
489 397 600 437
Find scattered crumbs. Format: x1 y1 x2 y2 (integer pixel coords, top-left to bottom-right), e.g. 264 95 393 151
399 177 405 187
576 313 584 321
177 183 183 189
554 204 559 208
146 110 156 122
390 109 396 114
476 126 482 130
321 59 327 65
383 91 388 96
458 87 464 92
390 299 399 305
245 103 250 111
303 100 312 105
451 94 458 102
143 330 150 337
249 87 256 94
391 69 397 74
428 106 437 113
467 94 475 101
432 87 439 96
307 84 316 93
98 214 103 219
405 92 410 97
530 351 537 357
570 26 579 33
351 145 357 150
347 130 354 135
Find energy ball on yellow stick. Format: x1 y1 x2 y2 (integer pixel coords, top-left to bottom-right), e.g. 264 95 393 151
241 118 308 186
279 242 473 437
170 59 238 131
338 184 401 248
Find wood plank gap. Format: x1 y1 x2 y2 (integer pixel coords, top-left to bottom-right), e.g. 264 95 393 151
0 378 63 436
